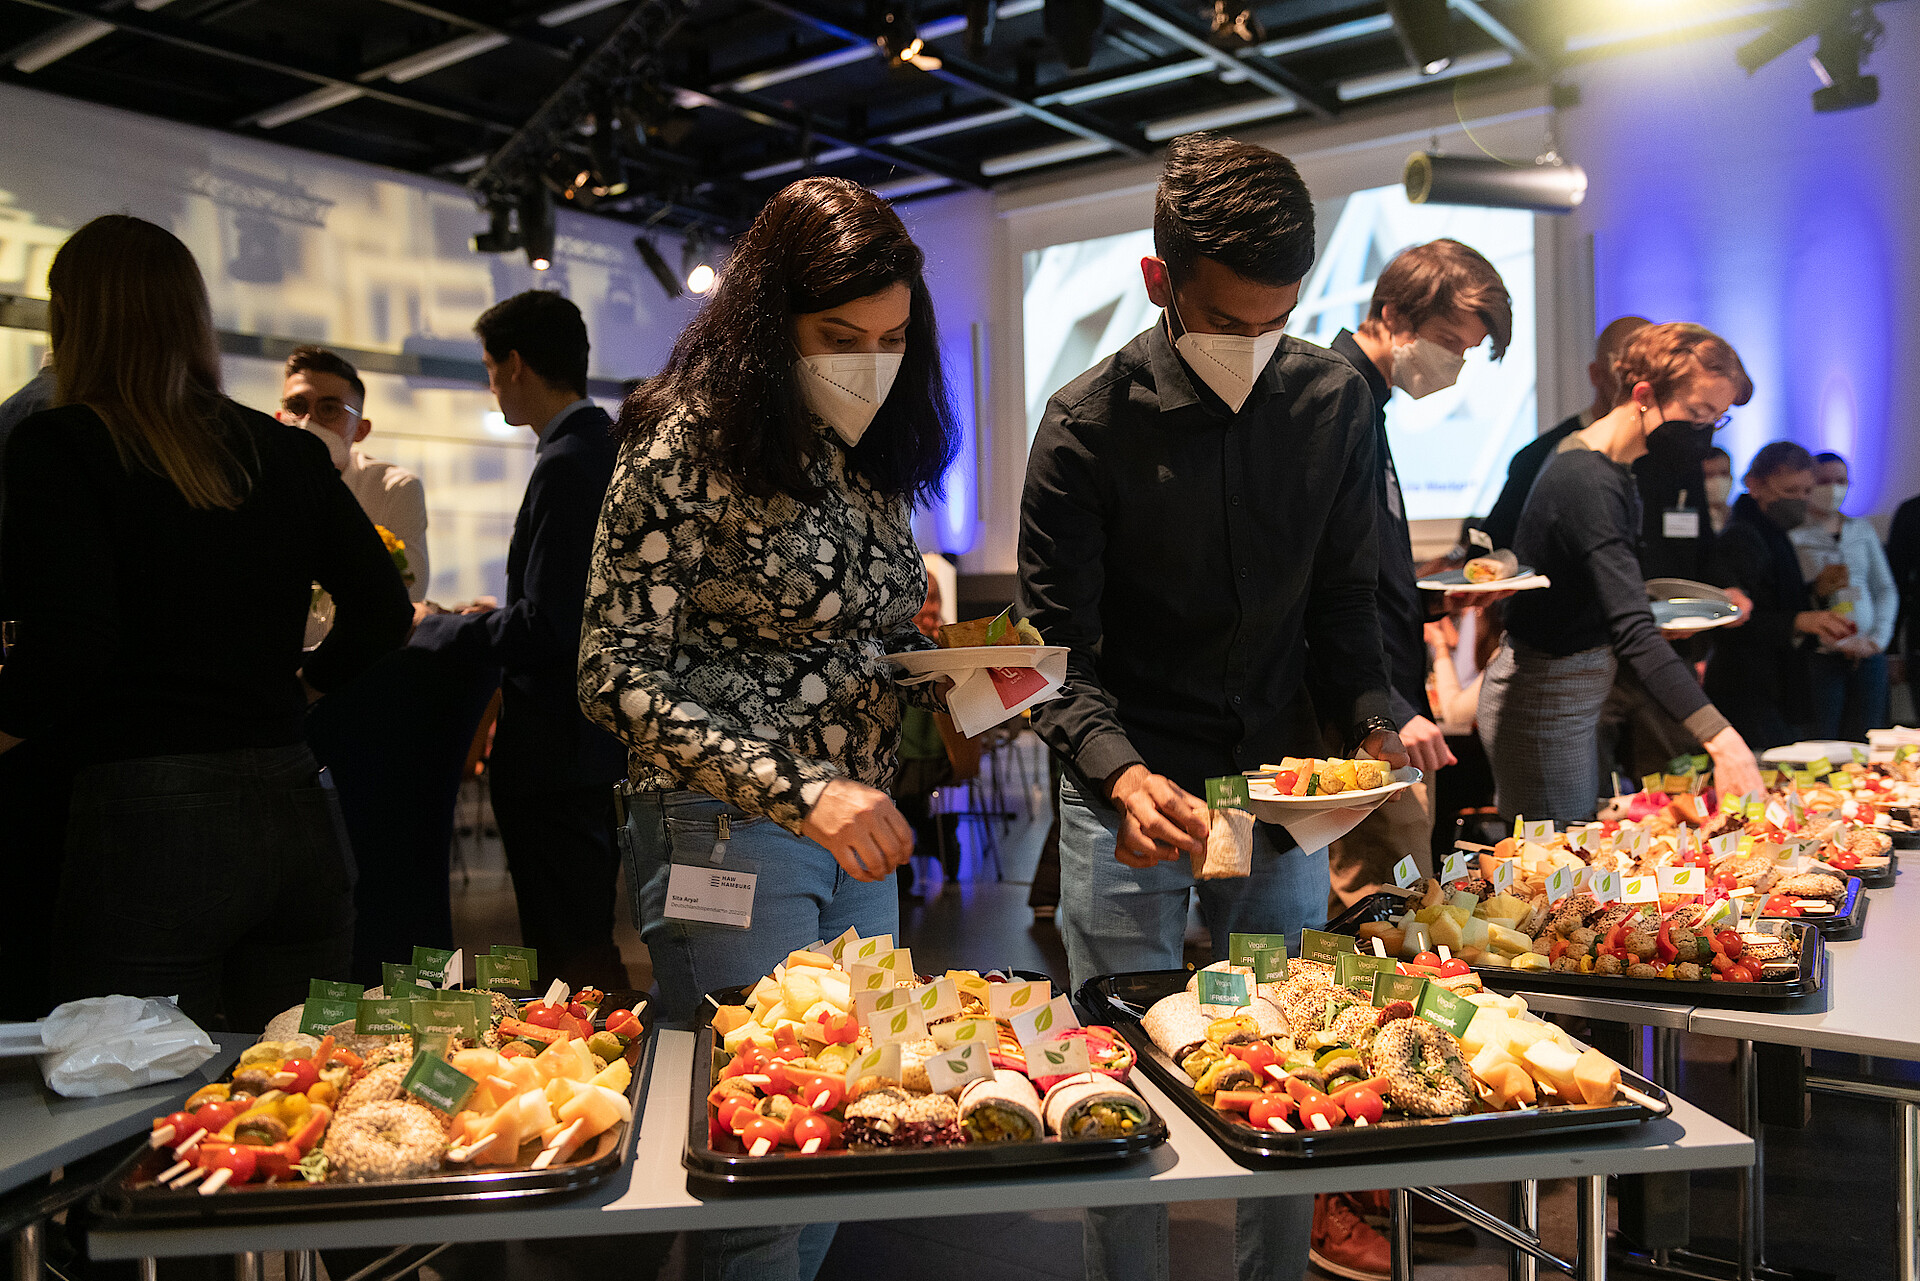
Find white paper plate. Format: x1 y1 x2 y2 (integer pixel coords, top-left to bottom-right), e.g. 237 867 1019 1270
884 644 1067 676
1246 765 1423 818
1761 741 1868 766
1416 567 1550 593
1651 599 1740 633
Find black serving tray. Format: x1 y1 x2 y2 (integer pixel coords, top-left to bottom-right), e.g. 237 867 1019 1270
684 977 1167 1194
1076 971 1669 1170
1847 847 1903 884
1785 875 1868 940
93 1000 654 1223
1326 893 1825 1009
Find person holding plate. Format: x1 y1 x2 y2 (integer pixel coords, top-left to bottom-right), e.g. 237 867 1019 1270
1479 322 1764 819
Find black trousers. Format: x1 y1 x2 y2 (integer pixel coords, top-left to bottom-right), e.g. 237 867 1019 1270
491 784 627 993
0 741 75 1019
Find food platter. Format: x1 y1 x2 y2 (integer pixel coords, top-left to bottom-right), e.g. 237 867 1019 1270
884 645 1067 677
1416 566 1550 593
94 996 653 1224
1246 766 1422 818
1325 893 1825 1009
684 976 1167 1194
1078 971 1669 1168
1651 599 1741 634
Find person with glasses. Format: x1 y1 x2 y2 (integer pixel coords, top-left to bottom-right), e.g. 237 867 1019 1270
1479 322 1763 820
277 347 430 622
1790 451 1897 739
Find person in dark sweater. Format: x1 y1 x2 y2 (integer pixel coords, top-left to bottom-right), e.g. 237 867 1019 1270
1324 238 1511 913
1478 322 1762 821
1482 315 1649 553
1706 442 1858 751
411 292 629 992
0 216 411 1028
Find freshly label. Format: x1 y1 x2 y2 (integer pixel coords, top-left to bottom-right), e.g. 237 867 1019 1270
402 1053 477 1114
410 947 455 984
924 1039 990 1094
308 978 364 1003
1298 929 1347 966
408 995 480 1041
1010 993 1080 1046
1334 953 1396 992
381 962 422 992
1228 933 1287 969
355 997 412 1036
298 996 358 1037
1196 970 1251 1008
1417 982 1477 1039
475 954 531 991
490 945 538 985
1206 775 1251 809
1372 972 1428 1009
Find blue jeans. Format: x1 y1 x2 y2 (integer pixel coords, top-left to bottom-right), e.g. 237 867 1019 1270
52 744 355 1033
1058 777 1320 1281
1805 651 1890 742
625 788 899 1281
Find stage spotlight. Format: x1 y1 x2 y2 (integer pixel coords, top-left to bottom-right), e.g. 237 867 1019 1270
1736 3 1829 73
1404 152 1588 214
585 114 628 196
1209 0 1263 49
634 235 682 300
518 184 556 270
876 3 942 69
1043 0 1104 70
1810 10 1882 111
471 201 520 254
682 228 716 295
1386 0 1452 75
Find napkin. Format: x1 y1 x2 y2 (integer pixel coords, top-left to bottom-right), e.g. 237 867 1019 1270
39 996 216 1098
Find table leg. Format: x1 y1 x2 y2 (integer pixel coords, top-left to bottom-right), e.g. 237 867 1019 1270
137 1261 157 1281
1392 1187 1415 1281
1511 1180 1539 1281
1735 1038 1765 1280
1577 1173 1608 1281
1900 1099 1919 1281
11 1221 41 1281
290 1250 317 1281
235 1251 262 1281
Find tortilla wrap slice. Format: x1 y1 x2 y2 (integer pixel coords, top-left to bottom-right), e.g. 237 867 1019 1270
1041 1073 1151 1139
958 1069 1044 1143
1140 992 1211 1062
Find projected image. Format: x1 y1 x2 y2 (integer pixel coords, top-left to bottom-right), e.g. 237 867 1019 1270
1020 184 1536 523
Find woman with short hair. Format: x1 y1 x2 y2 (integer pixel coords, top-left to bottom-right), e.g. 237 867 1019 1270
0 215 411 1028
1478 322 1763 820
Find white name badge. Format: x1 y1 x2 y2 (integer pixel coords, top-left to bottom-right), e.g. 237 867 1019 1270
1663 509 1700 540
664 863 757 928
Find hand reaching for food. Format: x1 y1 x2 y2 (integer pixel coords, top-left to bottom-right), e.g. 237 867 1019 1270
1106 765 1207 868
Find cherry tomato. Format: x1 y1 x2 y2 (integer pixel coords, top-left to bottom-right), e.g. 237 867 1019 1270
1438 958 1472 978
1341 1088 1386 1125
604 1009 642 1040
1715 930 1743 959
194 1100 247 1134
1274 770 1299 793
739 1115 786 1156
1297 1096 1345 1130
568 1001 596 1022
279 1058 320 1095
1762 896 1801 917
1229 1042 1278 1073
1828 851 1861 870
1723 961 1757 983
200 1144 258 1182
819 1012 861 1046
155 1111 200 1143
1411 951 1442 969
1248 1095 1294 1132
790 1110 838 1153
715 1095 755 1134
522 1001 568 1030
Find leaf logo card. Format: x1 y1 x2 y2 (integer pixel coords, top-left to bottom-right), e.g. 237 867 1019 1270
1488 858 1515 893
946 971 992 1007
1584 867 1621 904
848 934 894 965
842 1041 904 1093
1521 819 1554 844
1621 874 1661 904
1391 855 1421 888
1440 849 1473 885
1627 829 1652 860
1642 773 1666 797
914 978 962 1023
1010 993 1080 1046
924 1039 991 1094
1196 970 1251 1008
828 927 862 964
1543 864 1575 903
871 948 914 979
931 1017 998 1050
1656 864 1704 896
987 979 1049 1021
1029 1035 1092 1079
854 989 927 1045
849 964 893 994
1709 833 1741 862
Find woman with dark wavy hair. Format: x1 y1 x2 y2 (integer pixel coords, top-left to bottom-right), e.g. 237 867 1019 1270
581 176 955 1276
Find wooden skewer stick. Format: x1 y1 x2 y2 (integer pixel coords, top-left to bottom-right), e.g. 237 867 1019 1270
155 1159 190 1183
149 1125 176 1148
174 1128 206 1157
198 1168 232 1195
169 1168 207 1190
544 1118 584 1150
1616 1082 1663 1112
1267 1116 1295 1133
447 1133 498 1163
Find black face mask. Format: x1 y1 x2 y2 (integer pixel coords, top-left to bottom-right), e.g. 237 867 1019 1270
1645 419 1716 465
1764 497 1809 531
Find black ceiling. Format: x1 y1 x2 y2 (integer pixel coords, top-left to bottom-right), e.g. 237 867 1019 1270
0 0 1564 232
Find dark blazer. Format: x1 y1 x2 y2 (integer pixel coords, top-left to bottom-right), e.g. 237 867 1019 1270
1483 411 1583 553
1703 494 1811 747
412 403 627 792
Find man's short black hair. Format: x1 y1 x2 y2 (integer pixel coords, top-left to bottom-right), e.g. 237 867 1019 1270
1153 133 1316 288
474 290 590 395
284 345 365 403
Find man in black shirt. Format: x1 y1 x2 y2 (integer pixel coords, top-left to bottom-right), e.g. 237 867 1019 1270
1020 133 1402 1281
1323 239 1512 913
1482 315 1649 553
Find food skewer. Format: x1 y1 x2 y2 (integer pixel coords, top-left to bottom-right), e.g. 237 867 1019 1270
169 1168 207 1190
1616 1082 1663 1112
198 1168 233 1195
174 1129 205 1157
445 1133 498 1164
154 1158 191 1183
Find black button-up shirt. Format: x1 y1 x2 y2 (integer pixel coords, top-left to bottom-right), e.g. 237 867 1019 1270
1328 330 1434 728
1018 321 1392 798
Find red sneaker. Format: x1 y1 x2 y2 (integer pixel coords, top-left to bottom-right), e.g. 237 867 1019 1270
1310 1193 1392 1281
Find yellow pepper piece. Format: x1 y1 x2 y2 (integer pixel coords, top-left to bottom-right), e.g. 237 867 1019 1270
1578 955 1593 974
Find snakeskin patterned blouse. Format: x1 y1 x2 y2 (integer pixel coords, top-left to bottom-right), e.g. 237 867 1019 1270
579 410 937 834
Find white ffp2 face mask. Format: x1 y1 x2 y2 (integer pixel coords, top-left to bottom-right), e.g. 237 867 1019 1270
1171 305 1283 414
1389 336 1466 399
794 352 903 447
300 422 352 472
1705 475 1733 507
1811 482 1848 514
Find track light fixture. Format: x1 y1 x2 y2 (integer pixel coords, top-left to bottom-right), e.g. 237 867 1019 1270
1404 152 1588 214
1386 0 1452 75
518 183 556 270
470 201 520 254
1208 0 1262 49
634 234 682 300
1736 0 1883 111
875 2 942 69
682 228 716 295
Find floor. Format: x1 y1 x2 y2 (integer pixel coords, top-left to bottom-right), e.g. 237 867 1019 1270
105 731 1902 1281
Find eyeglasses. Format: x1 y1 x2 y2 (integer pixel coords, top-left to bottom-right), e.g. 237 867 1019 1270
278 399 362 430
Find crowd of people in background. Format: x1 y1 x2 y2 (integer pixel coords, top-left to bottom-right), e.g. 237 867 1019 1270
4 139 1920 1281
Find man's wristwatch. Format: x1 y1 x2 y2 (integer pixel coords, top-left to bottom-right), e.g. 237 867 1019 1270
1356 716 1400 751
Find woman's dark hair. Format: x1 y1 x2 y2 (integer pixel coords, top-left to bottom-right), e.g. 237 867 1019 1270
1153 133 1315 288
623 177 957 502
1813 450 1847 468
1745 440 1816 483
